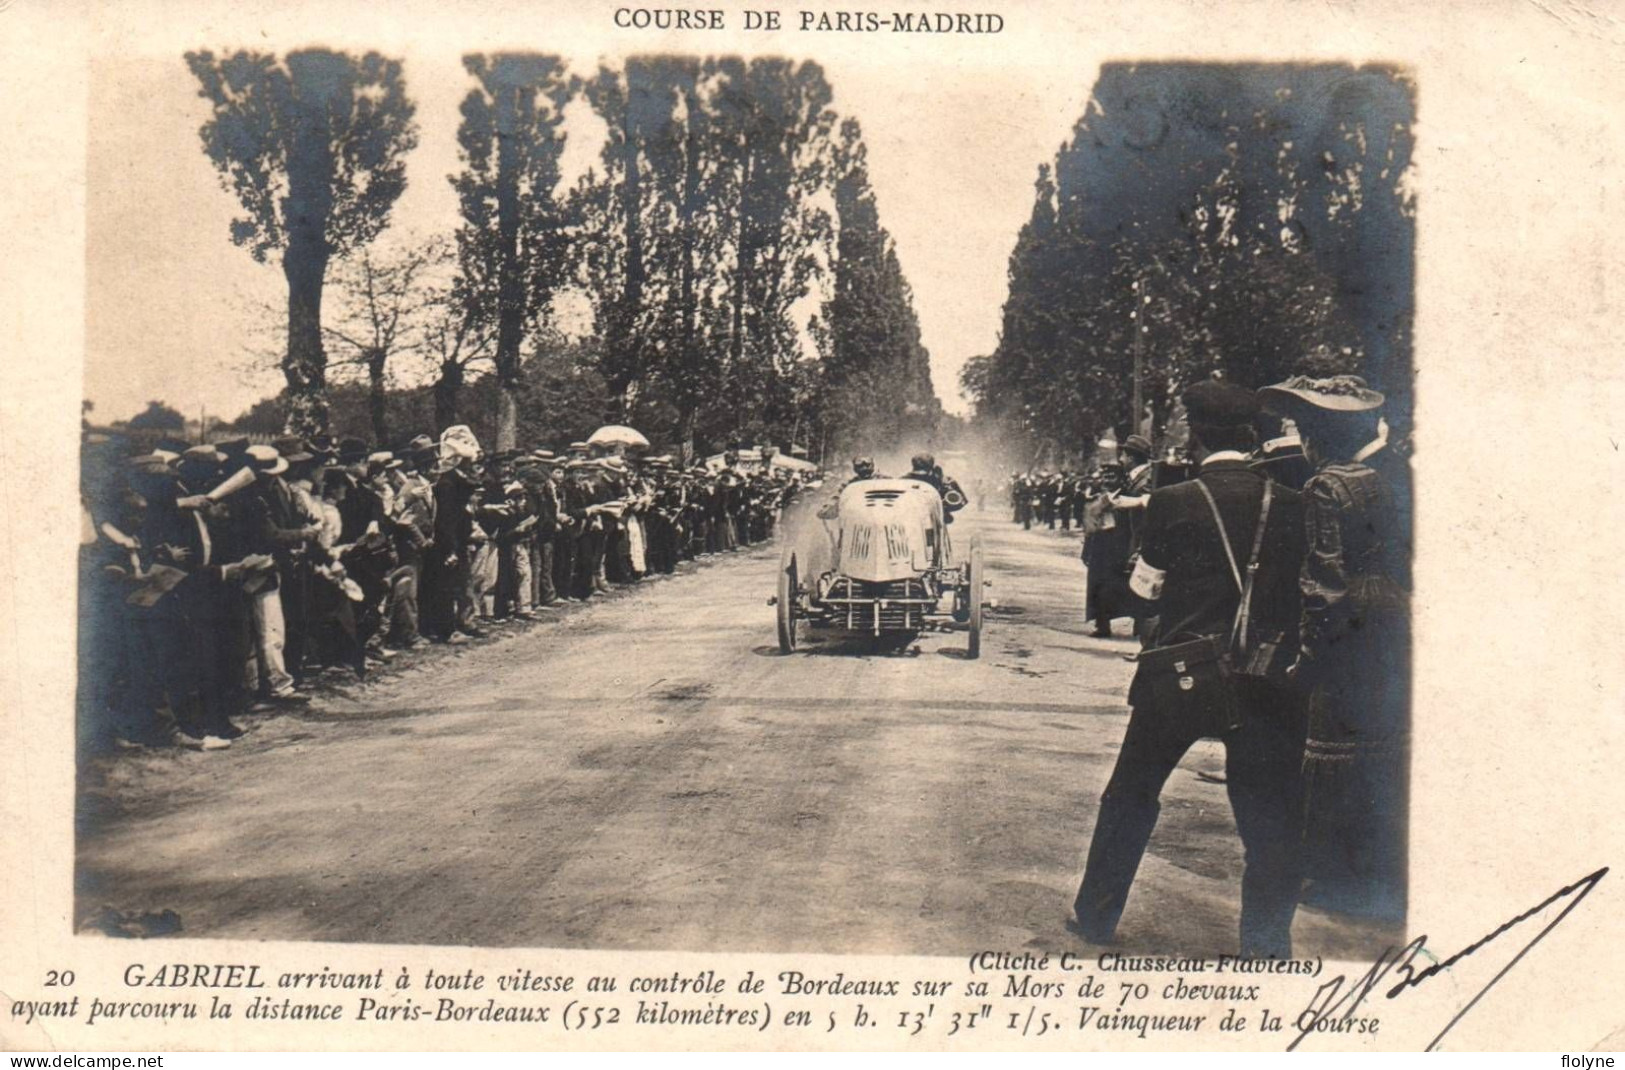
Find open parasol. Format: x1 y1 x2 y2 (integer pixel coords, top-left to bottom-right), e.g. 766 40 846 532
586 424 650 450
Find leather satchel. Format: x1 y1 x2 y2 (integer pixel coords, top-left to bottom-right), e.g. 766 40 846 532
1135 632 1239 736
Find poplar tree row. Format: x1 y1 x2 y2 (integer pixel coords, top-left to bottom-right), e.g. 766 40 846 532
187 49 940 457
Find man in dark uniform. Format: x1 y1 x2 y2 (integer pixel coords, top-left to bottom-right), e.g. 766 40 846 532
901 453 966 521
1070 380 1308 959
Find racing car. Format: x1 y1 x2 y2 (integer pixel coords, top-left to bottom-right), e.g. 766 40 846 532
771 477 985 657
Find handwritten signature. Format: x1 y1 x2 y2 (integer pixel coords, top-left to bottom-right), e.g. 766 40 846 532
1288 866 1608 1051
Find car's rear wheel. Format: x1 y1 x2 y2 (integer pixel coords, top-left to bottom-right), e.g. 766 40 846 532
777 553 800 653
967 537 985 660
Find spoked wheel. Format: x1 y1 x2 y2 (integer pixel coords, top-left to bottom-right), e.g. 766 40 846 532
777 552 800 653
966 536 985 660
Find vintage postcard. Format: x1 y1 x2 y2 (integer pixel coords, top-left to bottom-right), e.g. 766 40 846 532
1 0 1622 1053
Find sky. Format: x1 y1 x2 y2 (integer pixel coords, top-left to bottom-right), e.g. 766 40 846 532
83 8 1102 425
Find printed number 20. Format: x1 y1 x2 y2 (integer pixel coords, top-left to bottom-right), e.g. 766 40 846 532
45 970 75 987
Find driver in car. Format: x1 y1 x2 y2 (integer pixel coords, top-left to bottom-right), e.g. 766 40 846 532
818 455 883 520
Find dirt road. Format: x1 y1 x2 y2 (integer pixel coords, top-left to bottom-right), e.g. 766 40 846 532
77 508 1395 957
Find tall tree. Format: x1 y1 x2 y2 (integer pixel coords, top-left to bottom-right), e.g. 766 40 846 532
709 59 835 440
819 119 939 453
452 53 576 451
322 237 445 443
186 49 418 434
580 59 680 422
977 63 1415 459
636 58 734 457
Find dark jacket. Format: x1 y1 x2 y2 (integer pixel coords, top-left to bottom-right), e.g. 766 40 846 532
1135 457 1305 647
432 468 478 559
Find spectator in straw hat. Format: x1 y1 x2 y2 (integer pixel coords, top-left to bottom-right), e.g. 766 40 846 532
1259 373 1410 921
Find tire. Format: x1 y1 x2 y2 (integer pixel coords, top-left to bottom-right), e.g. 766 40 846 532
967 537 985 659
777 553 799 654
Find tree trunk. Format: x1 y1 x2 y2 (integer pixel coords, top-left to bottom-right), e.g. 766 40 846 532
282 241 331 436
608 78 645 411
676 80 702 442
367 347 389 445
495 388 518 452
678 405 698 466
492 86 526 452
434 359 465 433
728 150 756 434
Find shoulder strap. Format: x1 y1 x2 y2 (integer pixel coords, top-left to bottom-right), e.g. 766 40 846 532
1231 481 1272 654
1194 479 1244 594
1196 477 1273 655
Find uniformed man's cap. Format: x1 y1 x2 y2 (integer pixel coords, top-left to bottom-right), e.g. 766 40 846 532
1183 380 1259 428
1122 434 1154 457
1256 431 1304 460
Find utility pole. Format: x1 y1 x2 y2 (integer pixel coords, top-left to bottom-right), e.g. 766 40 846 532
1131 272 1146 440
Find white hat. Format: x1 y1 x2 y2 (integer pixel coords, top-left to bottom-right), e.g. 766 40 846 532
246 443 288 476
439 425 481 465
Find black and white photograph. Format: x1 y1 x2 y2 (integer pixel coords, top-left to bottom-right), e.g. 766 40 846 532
73 43 1414 961
4 0 1624 1055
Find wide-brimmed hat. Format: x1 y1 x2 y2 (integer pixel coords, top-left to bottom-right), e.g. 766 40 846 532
176 445 223 481
1258 374 1384 416
245 443 288 476
126 452 174 475
439 425 481 466
365 451 402 474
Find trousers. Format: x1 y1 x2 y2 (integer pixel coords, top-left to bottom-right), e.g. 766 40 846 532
244 584 294 696
1074 679 1307 958
530 537 556 605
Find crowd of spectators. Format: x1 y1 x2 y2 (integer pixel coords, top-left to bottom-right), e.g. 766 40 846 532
79 424 807 752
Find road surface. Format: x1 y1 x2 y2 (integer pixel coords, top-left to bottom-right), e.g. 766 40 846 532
77 508 1398 957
